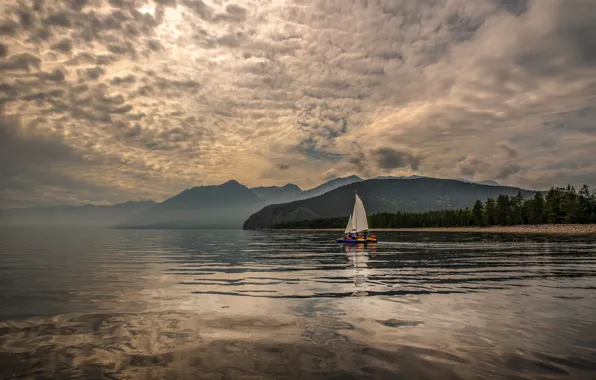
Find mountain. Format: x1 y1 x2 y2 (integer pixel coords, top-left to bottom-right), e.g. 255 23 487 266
0 176 516 229
242 178 536 229
373 175 426 180
118 180 264 229
250 184 303 204
302 175 363 198
455 178 501 186
0 201 156 227
374 175 501 187
250 176 363 204
120 177 372 228
0 176 367 228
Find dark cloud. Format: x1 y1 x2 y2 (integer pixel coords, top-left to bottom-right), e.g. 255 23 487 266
511 1 596 79
0 21 19 36
110 74 137 85
107 43 136 57
0 42 7 57
493 0 529 15
52 38 73 53
70 0 90 12
346 147 372 177
0 53 41 72
96 54 119 65
458 156 485 177
181 0 215 20
38 68 67 82
85 67 105 80
556 2 596 66
110 104 133 114
17 8 36 28
497 142 518 158
44 12 72 28
496 164 522 180
294 138 343 162
0 115 89 198
372 147 422 171
214 3 248 22
277 164 291 170
147 39 162 51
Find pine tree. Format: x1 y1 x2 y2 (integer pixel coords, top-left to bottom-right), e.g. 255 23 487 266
578 185 592 223
528 192 546 224
511 191 525 225
472 200 484 226
545 187 563 223
485 198 496 226
495 195 511 225
561 185 579 223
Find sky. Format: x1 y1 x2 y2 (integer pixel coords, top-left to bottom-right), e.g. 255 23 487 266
1 0 595 207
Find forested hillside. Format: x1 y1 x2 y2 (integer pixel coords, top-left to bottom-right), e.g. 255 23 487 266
271 185 596 229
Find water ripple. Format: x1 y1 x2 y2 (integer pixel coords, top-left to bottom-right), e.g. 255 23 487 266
0 228 595 379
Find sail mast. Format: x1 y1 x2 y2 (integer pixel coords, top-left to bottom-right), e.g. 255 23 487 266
351 191 357 232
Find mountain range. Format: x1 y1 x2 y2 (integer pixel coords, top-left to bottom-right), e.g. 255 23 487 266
0 175 519 228
0 176 364 228
243 178 535 229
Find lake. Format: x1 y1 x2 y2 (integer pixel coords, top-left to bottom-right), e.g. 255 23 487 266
0 228 595 379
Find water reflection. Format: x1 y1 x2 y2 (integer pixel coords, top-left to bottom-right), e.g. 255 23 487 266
0 228 595 379
343 243 376 296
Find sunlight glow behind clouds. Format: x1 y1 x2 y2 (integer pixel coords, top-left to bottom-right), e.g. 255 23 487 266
1 0 595 206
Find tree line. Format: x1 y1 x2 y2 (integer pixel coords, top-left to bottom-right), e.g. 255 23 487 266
271 185 596 229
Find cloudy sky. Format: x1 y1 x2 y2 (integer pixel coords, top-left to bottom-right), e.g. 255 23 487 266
1 0 595 207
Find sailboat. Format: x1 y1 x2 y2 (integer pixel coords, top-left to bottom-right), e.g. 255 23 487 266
336 192 377 244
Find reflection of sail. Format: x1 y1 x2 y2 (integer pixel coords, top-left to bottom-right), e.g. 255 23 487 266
345 244 370 296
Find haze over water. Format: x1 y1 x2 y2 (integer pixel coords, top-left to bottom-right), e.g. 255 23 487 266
0 228 595 379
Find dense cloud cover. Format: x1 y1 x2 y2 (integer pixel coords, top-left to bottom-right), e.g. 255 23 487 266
1 0 595 207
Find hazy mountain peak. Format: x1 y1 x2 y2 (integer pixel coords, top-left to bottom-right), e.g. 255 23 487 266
282 183 301 190
221 179 243 187
454 178 501 186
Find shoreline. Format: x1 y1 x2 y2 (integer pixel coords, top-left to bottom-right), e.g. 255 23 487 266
271 224 596 236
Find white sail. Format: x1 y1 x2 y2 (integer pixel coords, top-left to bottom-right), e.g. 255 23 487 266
350 193 369 232
344 213 353 234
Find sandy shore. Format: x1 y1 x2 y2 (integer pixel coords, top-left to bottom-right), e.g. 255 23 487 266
274 224 596 235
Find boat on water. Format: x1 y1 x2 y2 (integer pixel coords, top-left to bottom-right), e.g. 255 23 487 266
336 192 377 244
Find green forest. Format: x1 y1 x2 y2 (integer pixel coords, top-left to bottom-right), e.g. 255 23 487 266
271 185 596 229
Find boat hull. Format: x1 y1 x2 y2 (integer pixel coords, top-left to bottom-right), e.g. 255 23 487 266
336 238 377 244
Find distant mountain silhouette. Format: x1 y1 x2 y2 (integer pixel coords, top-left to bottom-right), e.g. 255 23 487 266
243 178 536 229
120 177 367 228
375 175 502 187
302 175 362 198
0 176 517 228
118 180 263 229
0 201 156 227
454 178 501 186
372 175 425 180
250 183 303 204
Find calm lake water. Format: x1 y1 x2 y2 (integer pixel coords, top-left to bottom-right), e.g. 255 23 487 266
0 228 595 379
